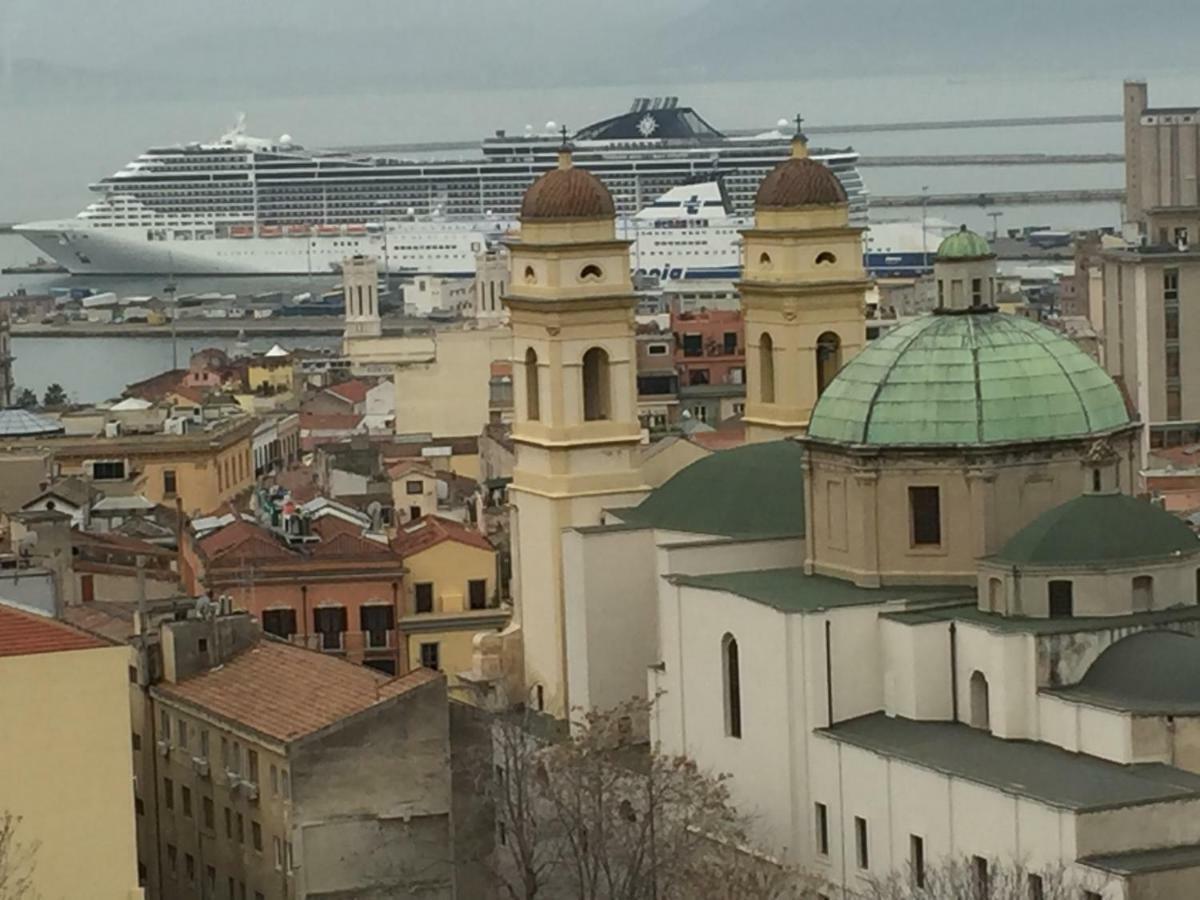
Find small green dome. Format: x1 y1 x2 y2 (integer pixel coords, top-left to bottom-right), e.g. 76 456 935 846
617 441 804 538
807 311 1132 447
994 493 1200 566
937 225 993 260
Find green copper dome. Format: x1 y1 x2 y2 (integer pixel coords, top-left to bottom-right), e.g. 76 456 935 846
807 311 1132 447
937 226 993 260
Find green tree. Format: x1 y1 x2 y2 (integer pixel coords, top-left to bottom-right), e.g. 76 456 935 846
13 388 36 409
41 384 67 408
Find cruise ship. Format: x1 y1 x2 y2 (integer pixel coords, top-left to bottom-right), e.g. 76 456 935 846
15 98 866 277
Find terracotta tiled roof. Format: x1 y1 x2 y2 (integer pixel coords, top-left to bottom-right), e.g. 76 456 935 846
755 153 847 209
198 519 293 563
325 380 369 404
169 385 208 405
689 427 746 451
300 412 364 432
154 639 441 743
393 515 494 557
0 603 110 658
520 154 615 221
125 368 186 402
387 459 437 480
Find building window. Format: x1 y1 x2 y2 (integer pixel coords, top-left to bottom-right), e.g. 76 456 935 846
689 368 710 386
971 277 983 306
181 785 192 818
534 684 545 712
854 816 869 870
361 605 395 648
723 331 738 355
203 796 215 830
274 837 284 871
262 608 297 639
814 803 829 855
91 460 126 481
236 813 245 844
246 749 259 786
178 719 189 751
185 853 195 882
987 578 1002 613
910 834 925 887
270 765 278 796
582 347 612 422
972 856 988 899
163 777 174 810
281 769 290 799
722 633 742 739
1028 873 1044 900
816 331 841 396
251 821 263 852
313 606 347 650
1133 575 1154 611
167 844 177 876
937 279 945 308
420 642 440 671
908 486 941 546
758 332 775 403
969 671 990 732
524 348 541 422
682 333 703 357
405 480 424 495
647 343 669 356
468 579 488 610
224 807 233 839
163 469 177 497
1082 892 1101 900
1048 580 1073 618
206 865 216 894
1168 387 1182 421
415 582 435 614
160 709 170 741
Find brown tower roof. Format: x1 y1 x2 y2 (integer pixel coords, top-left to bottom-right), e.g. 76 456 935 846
755 137 847 209
520 149 615 221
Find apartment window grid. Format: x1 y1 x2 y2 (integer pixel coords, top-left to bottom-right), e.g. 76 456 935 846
1165 268 1182 421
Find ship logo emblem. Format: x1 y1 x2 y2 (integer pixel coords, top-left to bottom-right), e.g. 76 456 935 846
637 114 658 137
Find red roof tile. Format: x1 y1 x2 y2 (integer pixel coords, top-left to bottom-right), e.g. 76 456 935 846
0 603 110 658
325 380 369 404
124 368 186 402
392 515 494 557
154 639 440 742
199 519 293 564
300 412 364 432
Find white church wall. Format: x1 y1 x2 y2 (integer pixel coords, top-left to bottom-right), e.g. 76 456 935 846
651 577 686 756
882 619 953 721
828 605 890 723
1076 797 1200 858
655 535 804 578
954 621 1037 738
563 525 658 714
1078 705 1135 764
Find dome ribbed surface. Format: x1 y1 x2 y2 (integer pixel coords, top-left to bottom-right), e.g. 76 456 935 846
755 157 847 209
520 165 615 221
0 408 64 437
807 312 1132 447
937 227 993 260
994 493 1199 566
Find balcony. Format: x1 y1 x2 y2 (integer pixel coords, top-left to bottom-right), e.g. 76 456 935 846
288 628 399 656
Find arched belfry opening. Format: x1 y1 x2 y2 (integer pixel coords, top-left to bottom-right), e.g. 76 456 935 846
524 347 540 421
969 671 990 732
759 332 776 404
816 331 842 396
582 347 611 421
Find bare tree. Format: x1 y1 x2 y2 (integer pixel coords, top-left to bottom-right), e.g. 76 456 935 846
485 698 815 900
0 812 38 900
864 856 1101 900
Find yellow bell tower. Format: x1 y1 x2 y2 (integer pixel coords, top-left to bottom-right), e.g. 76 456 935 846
505 145 647 717
740 119 869 443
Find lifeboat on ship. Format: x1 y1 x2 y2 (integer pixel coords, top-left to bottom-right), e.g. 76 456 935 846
230 225 253 239
286 224 312 238
344 224 367 237
316 224 342 237
259 225 283 238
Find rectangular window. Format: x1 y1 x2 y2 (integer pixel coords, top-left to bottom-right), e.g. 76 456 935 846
199 729 209 760
1028 873 1044 900
420 641 440 671
92 460 126 481
1168 387 1183 421
185 853 195 882
132 732 142 751
178 719 189 752
274 836 283 870
1167 347 1181 378
262 608 297 639
1166 307 1180 340
312 606 347 650
167 844 177 876
203 796 215 830
1082 892 1101 900
688 368 710 386
972 856 988 899
1165 268 1180 299
647 343 669 356
252 821 263 852
360 605 395 648
682 333 703 357
271 765 279 796
468 579 488 610
181 785 192 818
160 710 171 742
405 480 423 495
1048 580 1074 618
814 803 829 855
163 469 177 497
206 865 215 894
910 834 925 887
246 749 259 786
908 486 941 546
281 770 290 799
237 813 245 844
723 331 738 355
415 583 435 614
224 807 232 839
971 277 983 305
163 777 174 810
854 816 869 870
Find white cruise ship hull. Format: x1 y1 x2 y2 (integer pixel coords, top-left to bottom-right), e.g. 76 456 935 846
14 222 499 277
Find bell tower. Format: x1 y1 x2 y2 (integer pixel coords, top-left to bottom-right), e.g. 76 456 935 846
740 118 869 443
505 144 647 717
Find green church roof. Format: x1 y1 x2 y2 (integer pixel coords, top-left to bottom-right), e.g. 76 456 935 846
937 225 993 260
616 440 805 539
993 493 1200 566
807 311 1132 447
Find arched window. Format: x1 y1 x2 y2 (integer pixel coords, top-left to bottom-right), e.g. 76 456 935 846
759 252 772 267
759 332 775 404
815 251 837 265
722 633 742 738
582 347 611 422
969 671 990 731
524 347 540 422
1133 575 1154 612
987 578 1002 613
534 684 545 712
579 263 603 281
816 332 842 396
1092 468 1102 492
524 265 536 284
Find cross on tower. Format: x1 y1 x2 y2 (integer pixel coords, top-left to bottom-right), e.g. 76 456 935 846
559 124 570 146
794 113 806 139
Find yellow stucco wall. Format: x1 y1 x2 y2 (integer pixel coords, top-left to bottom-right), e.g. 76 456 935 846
0 644 143 900
407 628 481 686
137 436 253 516
407 540 495 614
247 360 294 393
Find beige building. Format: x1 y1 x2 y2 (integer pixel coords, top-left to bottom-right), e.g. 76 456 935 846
341 254 382 344
740 128 868 443
0 602 143 900
504 146 650 716
144 612 453 900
